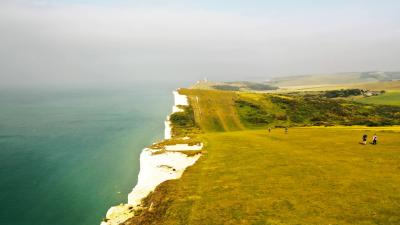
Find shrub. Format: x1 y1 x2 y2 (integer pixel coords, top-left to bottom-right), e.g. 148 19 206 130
243 82 278 91
170 106 195 127
235 100 274 125
212 85 240 91
238 94 400 127
324 89 363 98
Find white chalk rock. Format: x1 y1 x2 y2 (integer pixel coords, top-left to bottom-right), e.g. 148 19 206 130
165 91 189 139
164 118 172 140
173 90 189 106
128 148 201 206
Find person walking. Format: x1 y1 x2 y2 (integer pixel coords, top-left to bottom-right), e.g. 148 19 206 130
362 134 367 145
285 127 288 134
268 128 271 133
372 134 378 145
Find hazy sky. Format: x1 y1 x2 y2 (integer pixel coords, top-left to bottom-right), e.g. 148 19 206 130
1 0 399 87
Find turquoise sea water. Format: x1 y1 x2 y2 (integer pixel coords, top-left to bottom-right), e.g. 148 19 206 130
0 84 178 225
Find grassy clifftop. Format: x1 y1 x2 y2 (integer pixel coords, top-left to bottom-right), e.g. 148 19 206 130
123 87 400 225
179 89 245 132
176 89 400 131
125 127 400 225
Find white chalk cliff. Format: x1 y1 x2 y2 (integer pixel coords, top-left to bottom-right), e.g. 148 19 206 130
128 148 201 206
101 90 201 225
165 90 189 140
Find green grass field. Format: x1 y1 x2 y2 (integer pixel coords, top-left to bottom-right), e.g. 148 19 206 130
124 88 400 225
180 89 245 132
357 91 400 106
127 127 400 225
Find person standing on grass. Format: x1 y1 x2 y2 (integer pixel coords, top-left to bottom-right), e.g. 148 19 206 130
372 134 378 145
285 127 288 134
362 134 367 145
268 128 271 133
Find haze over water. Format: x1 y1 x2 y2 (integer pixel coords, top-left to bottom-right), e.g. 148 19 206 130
0 83 178 225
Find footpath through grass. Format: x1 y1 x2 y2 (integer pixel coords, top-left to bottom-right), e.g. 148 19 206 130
126 127 400 225
179 89 245 132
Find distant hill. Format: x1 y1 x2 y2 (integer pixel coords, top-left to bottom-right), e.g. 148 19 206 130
267 71 400 87
191 72 400 93
190 80 278 92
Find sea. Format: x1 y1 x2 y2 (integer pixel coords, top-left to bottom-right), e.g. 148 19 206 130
0 82 182 225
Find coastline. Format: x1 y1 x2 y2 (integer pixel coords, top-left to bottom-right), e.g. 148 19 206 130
101 89 202 225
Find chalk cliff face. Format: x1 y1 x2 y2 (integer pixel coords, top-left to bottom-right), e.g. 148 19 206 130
127 148 200 207
101 90 201 225
165 90 189 140
173 90 189 107
164 120 172 140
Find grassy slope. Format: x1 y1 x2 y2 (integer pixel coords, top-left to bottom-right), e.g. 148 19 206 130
179 89 245 132
357 91 400 106
268 72 400 88
127 128 400 225
353 81 400 91
267 73 371 87
271 80 400 94
124 89 400 225
269 80 400 107
236 92 288 127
